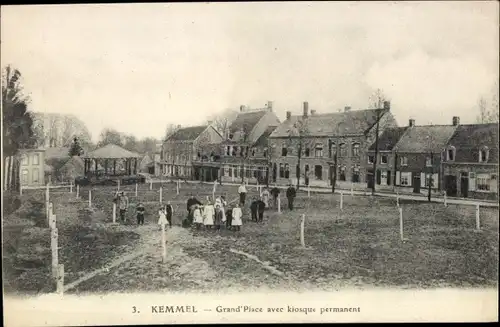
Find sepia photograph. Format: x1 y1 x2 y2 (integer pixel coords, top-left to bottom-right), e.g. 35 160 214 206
2 1 499 325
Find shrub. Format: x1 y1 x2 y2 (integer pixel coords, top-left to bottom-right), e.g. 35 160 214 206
4 193 22 215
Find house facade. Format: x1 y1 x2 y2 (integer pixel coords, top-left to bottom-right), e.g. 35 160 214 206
365 126 409 191
19 148 46 187
442 122 498 200
192 102 281 183
392 118 459 195
268 101 397 189
162 125 223 179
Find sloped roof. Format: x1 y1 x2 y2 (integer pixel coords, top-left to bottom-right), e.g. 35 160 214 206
447 123 499 163
369 127 409 151
227 110 268 142
84 144 141 159
393 125 457 153
60 156 85 174
270 108 389 138
45 147 70 160
166 126 207 141
253 126 278 147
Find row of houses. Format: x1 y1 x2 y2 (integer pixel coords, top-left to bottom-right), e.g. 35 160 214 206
159 101 499 201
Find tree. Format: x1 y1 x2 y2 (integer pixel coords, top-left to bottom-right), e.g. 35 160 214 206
368 88 389 195
287 117 310 190
2 65 37 191
122 134 138 152
476 85 499 123
163 124 180 142
206 108 238 137
368 88 388 110
68 137 84 156
31 112 92 148
477 96 489 124
97 128 124 147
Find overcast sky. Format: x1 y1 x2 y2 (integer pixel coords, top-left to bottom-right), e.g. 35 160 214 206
2 2 498 142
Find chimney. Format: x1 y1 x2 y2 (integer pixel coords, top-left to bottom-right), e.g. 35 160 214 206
267 101 273 111
383 101 391 110
310 109 316 116
409 119 415 127
452 116 460 126
303 101 309 117
344 106 351 112
286 111 292 120
240 105 245 112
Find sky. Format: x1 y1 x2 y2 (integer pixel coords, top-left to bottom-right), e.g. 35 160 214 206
2 2 498 142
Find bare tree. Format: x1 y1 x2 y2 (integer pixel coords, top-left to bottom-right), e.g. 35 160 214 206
32 113 92 148
368 88 388 194
287 118 310 190
368 88 388 110
163 123 180 142
329 140 338 193
207 108 238 138
477 96 489 124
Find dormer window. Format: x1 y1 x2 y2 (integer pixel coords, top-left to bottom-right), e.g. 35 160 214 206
479 146 489 163
447 146 456 161
281 146 288 157
305 148 310 157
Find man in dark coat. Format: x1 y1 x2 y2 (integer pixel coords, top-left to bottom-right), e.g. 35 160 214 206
225 206 233 230
286 184 296 211
270 184 280 209
165 201 173 228
250 198 266 222
186 195 202 224
136 203 145 225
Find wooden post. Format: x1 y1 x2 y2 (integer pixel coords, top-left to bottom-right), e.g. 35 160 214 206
277 196 281 214
307 186 310 198
340 192 343 210
46 184 50 223
150 180 153 190
399 207 404 242
135 183 138 197
300 214 305 247
444 192 447 207
76 184 80 198
88 190 92 207
117 179 120 191
51 225 58 279
161 224 167 263
396 196 400 208
212 181 217 201
49 202 54 218
350 183 354 196
56 264 64 295
160 187 163 203
19 185 22 195
476 204 480 230
176 180 180 195
70 183 73 193
112 203 117 223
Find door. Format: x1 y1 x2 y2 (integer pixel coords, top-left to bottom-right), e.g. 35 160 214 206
272 163 277 182
460 172 469 198
444 175 457 196
366 170 374 189
413 173 420 193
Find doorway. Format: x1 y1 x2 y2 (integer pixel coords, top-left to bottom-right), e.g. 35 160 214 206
460 172 469 198
444 175 457 196
413 173 420 193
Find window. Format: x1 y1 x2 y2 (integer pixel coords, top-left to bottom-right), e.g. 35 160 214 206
32 153 39 165
279 164 284 178
251 148 256 156
21 155 28 166
479 146 489 163
284 164 290 179
400 156 408 166
32 168 39 183
380 155 388 164
425 157 432 167
21 169 28 184
232 147 237 156
477 174 492 191
226 146 230 155
228 166 232 177
447 146 456 161
314 143 323 157
352 143 360 157
423 173 438 188
368 155 374 164
305 148 310 157
305 164 310 184
281 146 288 157
314 165 323 180
329 141 336 158
339 166 346 181
352 165 360 183
339 143 347 157
399 172 412 186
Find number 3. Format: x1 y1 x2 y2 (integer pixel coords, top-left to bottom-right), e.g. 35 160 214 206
132 306 137 313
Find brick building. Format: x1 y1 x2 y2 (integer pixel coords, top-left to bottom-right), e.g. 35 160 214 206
193 102 281 183
268 101 397 189
442 122 498 200
392 118 459 195
161 125 223 179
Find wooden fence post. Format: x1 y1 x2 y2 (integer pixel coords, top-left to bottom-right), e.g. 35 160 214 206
351 183 354 196
176 180 180 195
70 183 73 193
307 186 310 198
117 179 121 191
399 207 404 242
76 184 80 198
160 187 163 203
444 192 447 207
277 196 281 214
88 190 92 207
340 192 343 210
135 183 138 197
476 204 480 230
51 223 59 279
112 203 117 224
300 214 305 247
161 224 167 263
46 184 50 224
150 180 153 190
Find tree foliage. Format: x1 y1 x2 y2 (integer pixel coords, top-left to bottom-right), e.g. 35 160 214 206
368 88 388 109
476 84 499 123
206 108 238 138
97 128 124 148
68 137 84 156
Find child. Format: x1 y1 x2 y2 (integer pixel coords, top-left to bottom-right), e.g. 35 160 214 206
165 201 173 228
231 203 243 232
158 205 168 230
203 200 215 229
136 202 145 225
225 205 233 230
214 204 224 232
193 204 203 229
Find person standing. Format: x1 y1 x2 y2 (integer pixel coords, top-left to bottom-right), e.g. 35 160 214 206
118 191 129 222
261 187 270 209
157 205 168 231
286 184 296 211
225 205 233 230
186 195 202 226
214 204 224 232
136 202 145 225
231 203 243 232
270 184 280 209
238 182 247 206
256 199 265 222
203 200 215 230
192 205 203 229
250 198 258 222
165 201 174 228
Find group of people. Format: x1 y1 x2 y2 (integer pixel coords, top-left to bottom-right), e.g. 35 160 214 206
111 181 298 230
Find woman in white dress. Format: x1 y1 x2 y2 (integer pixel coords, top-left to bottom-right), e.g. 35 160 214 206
261 188 270 209
157 206 168 231
192 204 203 229
231 203 243 232
203 200 215 229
